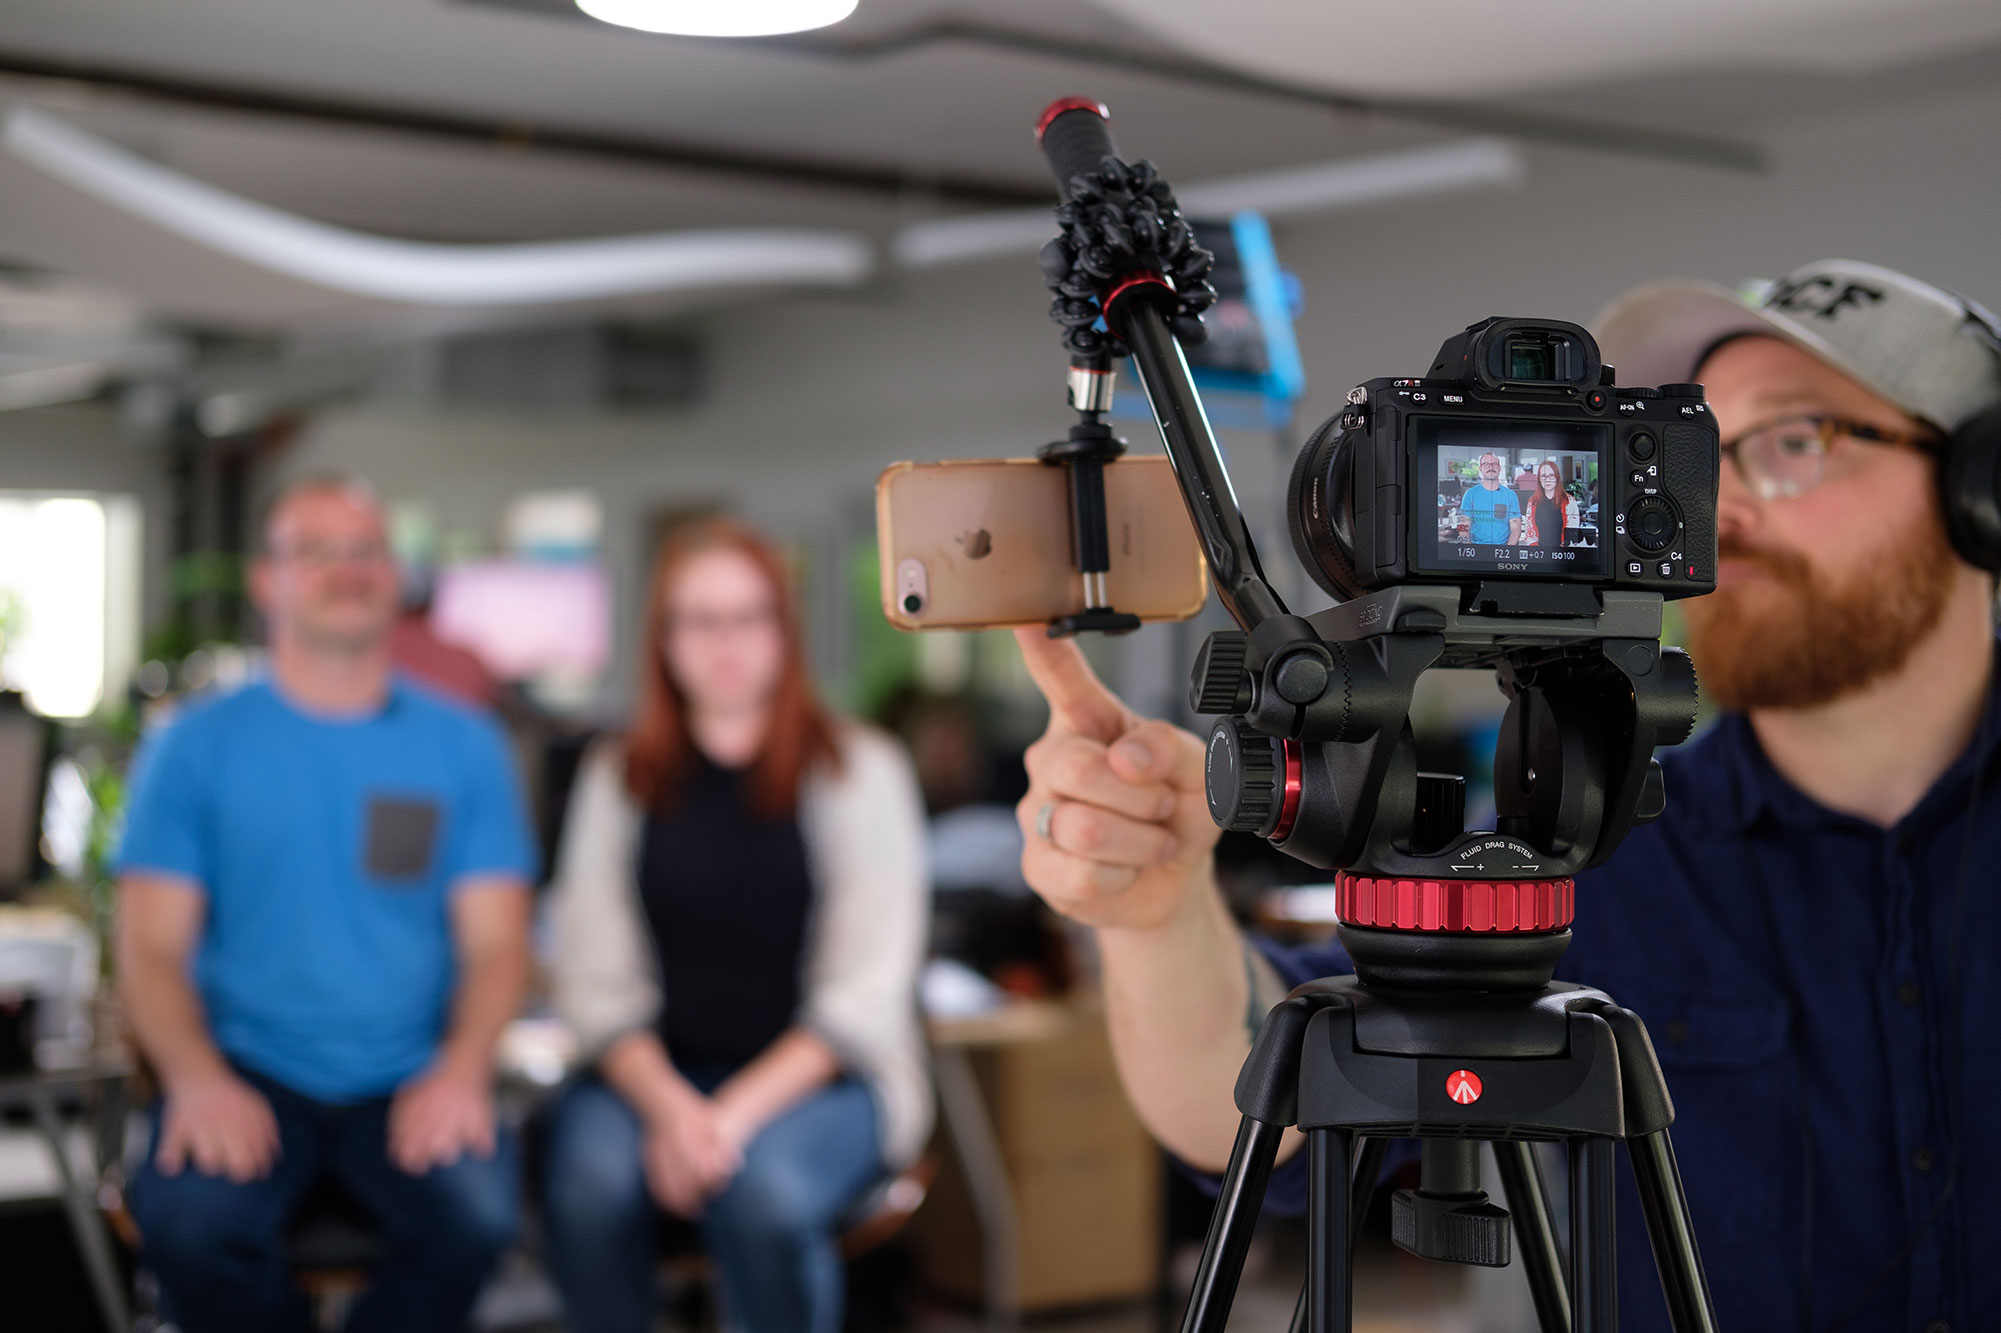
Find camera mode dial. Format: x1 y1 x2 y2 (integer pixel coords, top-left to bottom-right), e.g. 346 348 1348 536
1206 719 1285 836
1625 496 1680 554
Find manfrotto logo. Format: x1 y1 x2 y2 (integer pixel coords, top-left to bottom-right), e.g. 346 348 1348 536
1767 275 1885 321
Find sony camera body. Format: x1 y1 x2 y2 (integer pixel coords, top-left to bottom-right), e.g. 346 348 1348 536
1288 317 1720 607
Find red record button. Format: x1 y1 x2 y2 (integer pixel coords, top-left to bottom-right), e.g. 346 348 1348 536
1445 1069 1483 1105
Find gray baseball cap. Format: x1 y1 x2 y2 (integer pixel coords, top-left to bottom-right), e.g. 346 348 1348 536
1595 259 2001 432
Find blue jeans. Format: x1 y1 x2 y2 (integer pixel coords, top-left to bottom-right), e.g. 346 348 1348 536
542 1074 883 1333
127 1067 518 1333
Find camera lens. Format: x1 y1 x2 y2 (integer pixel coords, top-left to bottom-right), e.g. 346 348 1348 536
1508 340 1556 381
902 593 923 614
1286 415 1365 599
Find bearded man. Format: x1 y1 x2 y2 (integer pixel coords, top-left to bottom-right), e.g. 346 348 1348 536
1005 260 2001 1331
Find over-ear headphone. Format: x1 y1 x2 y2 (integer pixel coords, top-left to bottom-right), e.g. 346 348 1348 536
1935 297 2001 572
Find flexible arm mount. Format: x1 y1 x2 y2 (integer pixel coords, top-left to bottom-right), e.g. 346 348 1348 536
1035 98 1290 632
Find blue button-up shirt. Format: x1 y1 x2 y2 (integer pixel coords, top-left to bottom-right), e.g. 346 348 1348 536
1259 659 2001 1332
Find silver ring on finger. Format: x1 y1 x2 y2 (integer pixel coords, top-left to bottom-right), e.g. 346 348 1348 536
1035 801 1057 843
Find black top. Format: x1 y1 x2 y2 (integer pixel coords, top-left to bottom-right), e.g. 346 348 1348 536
637 753 814 1072
1533 493 1564 547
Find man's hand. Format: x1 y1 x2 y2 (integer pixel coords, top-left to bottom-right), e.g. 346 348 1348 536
1013 629 1221 931
640 1089 744 1218
388 1062 496 1174
155 1071 281 1183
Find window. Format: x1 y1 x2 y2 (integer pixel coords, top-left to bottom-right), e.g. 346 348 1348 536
0 494 141 718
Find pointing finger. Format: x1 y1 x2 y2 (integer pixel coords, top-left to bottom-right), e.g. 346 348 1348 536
1013 629 1131 743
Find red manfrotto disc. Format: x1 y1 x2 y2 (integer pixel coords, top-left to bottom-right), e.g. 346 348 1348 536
1334 873 1575 933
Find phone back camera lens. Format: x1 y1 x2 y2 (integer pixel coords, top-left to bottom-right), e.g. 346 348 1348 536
902 594 923 614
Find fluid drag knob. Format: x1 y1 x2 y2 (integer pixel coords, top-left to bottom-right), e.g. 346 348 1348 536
1205 718 1283 835
1189 631 1251 714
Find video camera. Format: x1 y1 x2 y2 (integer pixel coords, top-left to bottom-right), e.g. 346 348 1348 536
1028 99 1718 908
1021 101 1728 1332
1290 317 1719 608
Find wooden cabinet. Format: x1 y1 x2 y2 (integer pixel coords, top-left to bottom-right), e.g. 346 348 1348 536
914 1002 1163 1312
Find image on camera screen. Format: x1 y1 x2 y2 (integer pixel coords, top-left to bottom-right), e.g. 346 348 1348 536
1415 419 1609 577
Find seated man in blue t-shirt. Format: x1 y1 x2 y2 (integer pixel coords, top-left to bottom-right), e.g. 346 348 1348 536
1004 260 2001 1331
1463 451 1522 545
118 476 537 1333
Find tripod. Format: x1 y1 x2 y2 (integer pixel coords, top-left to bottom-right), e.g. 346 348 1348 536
1024 97 1723 1332
1180 898 1718 1333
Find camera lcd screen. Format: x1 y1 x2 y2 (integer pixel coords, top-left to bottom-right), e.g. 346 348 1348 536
1413 418 1609 577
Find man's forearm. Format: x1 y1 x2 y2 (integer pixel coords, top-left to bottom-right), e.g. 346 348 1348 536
1096 860 1262 1172
435 942 527 1080
120 952 231 1093
434 882 531 1080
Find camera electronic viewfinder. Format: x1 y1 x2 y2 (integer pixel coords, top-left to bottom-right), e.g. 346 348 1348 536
1288 317 1720 611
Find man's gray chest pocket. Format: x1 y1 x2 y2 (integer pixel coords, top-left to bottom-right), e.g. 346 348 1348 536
364 796 441 883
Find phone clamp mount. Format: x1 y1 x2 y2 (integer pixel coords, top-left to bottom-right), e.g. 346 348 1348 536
1037 350 1141 636
1032 97 1721 1333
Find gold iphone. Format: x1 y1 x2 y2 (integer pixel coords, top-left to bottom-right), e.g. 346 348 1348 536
876 456 1209 630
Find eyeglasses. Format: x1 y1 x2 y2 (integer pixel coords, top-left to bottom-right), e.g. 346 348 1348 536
668 606 779 638
268 539 393 567
1719 414 1939 502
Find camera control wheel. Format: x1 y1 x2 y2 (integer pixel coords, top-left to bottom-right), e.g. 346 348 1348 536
1205 720 1301 839
1624 495 1681 554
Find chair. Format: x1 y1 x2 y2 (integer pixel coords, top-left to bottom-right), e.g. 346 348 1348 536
284 1179 386 1331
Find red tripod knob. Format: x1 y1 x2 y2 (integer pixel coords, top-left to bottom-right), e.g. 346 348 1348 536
1334 873 1575 933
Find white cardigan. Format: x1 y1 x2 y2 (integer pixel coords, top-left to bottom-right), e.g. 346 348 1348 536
548 725 934 1167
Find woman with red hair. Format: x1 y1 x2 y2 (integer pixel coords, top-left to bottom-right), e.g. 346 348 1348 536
541 518 929 1333
1521 458 1573 549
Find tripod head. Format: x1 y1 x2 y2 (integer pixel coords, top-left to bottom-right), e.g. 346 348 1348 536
1033 100 1704 991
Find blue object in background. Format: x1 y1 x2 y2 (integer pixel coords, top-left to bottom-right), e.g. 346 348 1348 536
1108 210 1306 430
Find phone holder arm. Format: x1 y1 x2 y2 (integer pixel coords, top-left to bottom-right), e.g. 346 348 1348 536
1035 98 1291 635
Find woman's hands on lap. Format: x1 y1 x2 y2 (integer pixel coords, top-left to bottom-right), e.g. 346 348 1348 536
640 1082 743 1217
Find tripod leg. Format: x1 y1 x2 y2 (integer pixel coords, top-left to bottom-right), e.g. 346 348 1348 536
1306 1128 1354 1333
1179 1116 1286 1333
1290 1136 1388 1333
1569 1137 1618 1332
1494 1141 1572 1333
1628 1130 1719 1333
